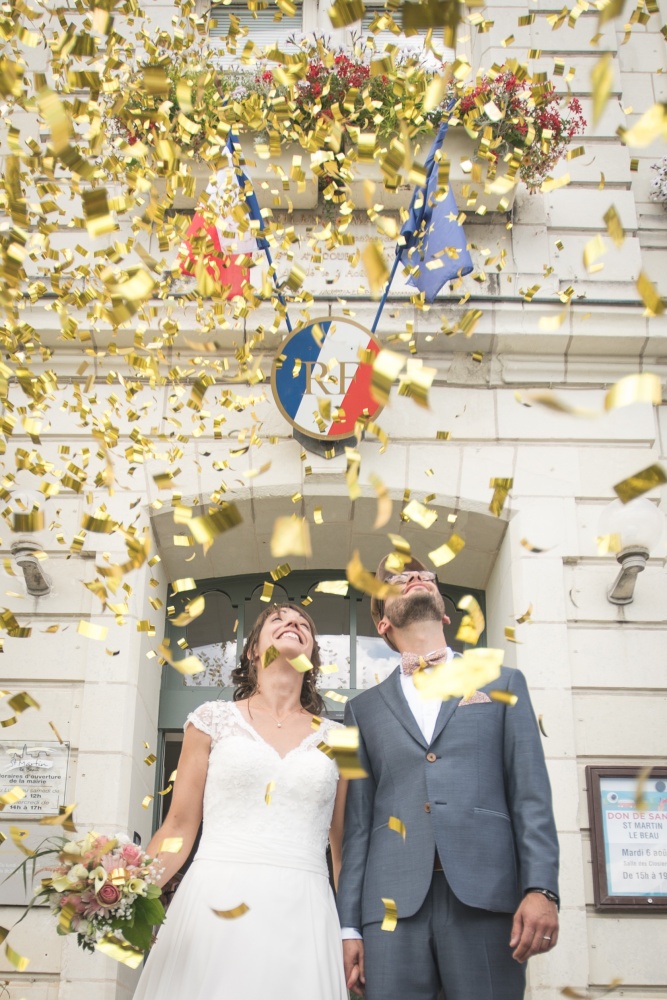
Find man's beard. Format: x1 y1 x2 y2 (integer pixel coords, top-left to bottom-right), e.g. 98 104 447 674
385 589 445 629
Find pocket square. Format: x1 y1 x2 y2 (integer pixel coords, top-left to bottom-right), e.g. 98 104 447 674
458 691 492 706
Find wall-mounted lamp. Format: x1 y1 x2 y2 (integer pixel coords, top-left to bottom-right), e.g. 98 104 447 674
10 540 52 598
599 498 664 605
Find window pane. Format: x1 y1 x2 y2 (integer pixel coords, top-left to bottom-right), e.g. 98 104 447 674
184 590 237 688
304 585 350 689
209 4 302 66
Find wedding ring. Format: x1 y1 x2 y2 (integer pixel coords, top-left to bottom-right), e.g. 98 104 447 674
542 936 551 941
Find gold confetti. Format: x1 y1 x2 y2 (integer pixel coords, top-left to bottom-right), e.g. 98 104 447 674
504 627 522 644
159 838 184 853
370 349 405 406
96 935 144 969
489 478 513 517
320 663 339 674
346 551 401 600
428 534 465 567
9 825 33 857
591 52 613 127
320 726 367 778
413 648 503 701
381 898 398 932
490 690 519 705
212 903 250 919
48 721 64 743
157 640 204 676
402 499 438 529
456 595 485 646
260 582 275 603
370 474 392 529
5 941 29 971
144 754 157 766
76 621 108 641
636 272 665 316
265 781 276 805
288 654 314 673
388 816 406 841
0 787 25 810
169 595 206 627
520 538 551 554
515 604 533 625
538 715 548 738
613 464 667 503
315 580 349 596
39 803 77 831
620 103 667 147
260 645 280 669
515 391 597 418
635 764 653 812
270 517 312 558
141 796 153 809
324 690 349 704
171 578 196 594
604 373 662 411
603 205 625 248
362 241 390 299
328 0 365 27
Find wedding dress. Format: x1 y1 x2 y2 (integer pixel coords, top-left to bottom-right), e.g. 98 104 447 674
132 700 348 1000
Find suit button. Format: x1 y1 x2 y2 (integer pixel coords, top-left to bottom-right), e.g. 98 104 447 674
424 803 431 813
426 752 437 762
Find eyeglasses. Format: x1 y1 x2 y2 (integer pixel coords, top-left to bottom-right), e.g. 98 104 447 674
385 571 437 586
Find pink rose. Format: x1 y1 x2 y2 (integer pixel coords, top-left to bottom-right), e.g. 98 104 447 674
120 843 144 867
95 882 122 908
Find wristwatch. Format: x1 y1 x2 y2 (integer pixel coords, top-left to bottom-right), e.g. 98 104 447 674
525 887 559 907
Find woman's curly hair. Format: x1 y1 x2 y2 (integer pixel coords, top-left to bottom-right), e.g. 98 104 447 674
231 603 325 715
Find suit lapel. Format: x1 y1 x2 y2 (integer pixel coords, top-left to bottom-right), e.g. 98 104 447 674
429 696 458 746
378 667 428 750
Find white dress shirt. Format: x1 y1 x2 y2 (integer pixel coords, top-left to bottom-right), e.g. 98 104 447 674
341 649 454 940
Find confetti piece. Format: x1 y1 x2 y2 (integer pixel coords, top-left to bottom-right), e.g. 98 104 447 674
157 640 204 676
96 935 144 969
260 582 275 603
370 349 405 406
428 534 465 568
381 898 398 932
315 580 349 596
10 826 33 856
489 478 513 517
288 654 314 674
515 604 533 624
620 103 667 147
504 627 522 645
402 499 438 529
490 690 519 705
370 474 392 529
635 765 654 812
5 941 29 971
346 551 402 600
324 690 349 704
520 538 552 554
591 52 613 127
515 390 598 418
265 781 276 805
456 595 485 645
613 464 667 503
159 838 184 853
212 903 250 919
604 373 661 411
76 621 108 641
413 648 503 702
320 663 339 674
538 715 548 738
141 796 153 809
169 595 206 627
270 517 312 558
144 754 157 766
636 272 665 316
0 787 25 810
38 803 77 831
388 816 406 841
171 578 196 594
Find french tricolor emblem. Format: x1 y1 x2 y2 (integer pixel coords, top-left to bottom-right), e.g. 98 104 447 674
271 319 382 440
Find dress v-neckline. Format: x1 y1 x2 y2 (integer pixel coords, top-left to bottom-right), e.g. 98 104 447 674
230 702 320 761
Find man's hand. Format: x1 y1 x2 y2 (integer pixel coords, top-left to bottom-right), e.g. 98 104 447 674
343 939 365 996
509 893 558 963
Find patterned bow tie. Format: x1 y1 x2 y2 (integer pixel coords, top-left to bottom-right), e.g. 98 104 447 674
401 646 449 676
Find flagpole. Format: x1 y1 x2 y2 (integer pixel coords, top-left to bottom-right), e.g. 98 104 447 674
370 100 457 334
227 133 293 334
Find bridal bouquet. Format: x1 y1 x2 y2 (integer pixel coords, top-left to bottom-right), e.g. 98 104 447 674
17 831 165 963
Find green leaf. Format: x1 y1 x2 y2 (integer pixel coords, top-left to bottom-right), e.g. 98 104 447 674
144 883 162 899
121 915 152 952
135 895 166 926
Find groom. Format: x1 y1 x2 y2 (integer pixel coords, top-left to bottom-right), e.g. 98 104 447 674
337 556 559 1000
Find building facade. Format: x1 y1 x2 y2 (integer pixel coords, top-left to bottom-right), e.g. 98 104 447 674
0 0 666 998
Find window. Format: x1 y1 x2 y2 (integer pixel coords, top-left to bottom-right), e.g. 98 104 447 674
209 2 303 66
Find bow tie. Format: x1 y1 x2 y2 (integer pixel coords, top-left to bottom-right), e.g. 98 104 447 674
401 646 449 676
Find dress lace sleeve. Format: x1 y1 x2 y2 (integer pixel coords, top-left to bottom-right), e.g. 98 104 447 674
184 701 219 741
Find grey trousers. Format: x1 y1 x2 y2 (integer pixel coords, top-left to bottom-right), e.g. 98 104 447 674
362 872 526 1000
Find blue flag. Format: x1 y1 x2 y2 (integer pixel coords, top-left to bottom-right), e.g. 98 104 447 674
227 132 269 251
398 119 473 303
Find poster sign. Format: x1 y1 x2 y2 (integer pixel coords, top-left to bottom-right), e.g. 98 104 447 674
0 740 70 816
271 318 382 441
587 766 667 910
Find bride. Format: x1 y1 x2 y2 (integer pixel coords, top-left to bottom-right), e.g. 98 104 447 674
133 603 348 1000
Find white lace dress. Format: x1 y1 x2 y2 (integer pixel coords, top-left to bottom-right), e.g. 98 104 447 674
132 700 347 1000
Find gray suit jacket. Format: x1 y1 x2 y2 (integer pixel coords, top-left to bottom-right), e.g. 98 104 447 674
337 665 559 928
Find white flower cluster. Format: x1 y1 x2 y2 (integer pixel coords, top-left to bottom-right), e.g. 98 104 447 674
649 157 667 204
